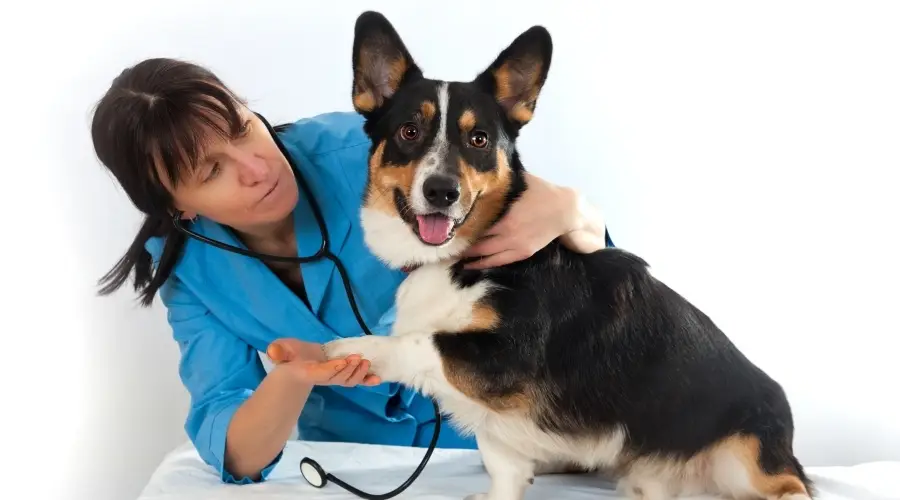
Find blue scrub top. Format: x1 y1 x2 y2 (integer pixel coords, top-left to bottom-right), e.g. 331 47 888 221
145 111 476 484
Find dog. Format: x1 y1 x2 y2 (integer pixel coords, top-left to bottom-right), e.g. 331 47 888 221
324 11 813 500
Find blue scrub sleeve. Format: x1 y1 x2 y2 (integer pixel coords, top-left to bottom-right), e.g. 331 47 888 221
159 275 282 484
370 301 398 336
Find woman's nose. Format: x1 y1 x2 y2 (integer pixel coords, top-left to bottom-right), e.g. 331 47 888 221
234 152 269 185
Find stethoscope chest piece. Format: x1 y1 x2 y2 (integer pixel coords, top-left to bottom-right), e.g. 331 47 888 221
300 457 327 488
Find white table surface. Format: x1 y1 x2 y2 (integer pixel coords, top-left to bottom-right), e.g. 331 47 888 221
138 440 900 499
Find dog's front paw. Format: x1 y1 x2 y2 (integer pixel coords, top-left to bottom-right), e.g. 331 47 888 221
323 337 385 362
617 477 668 500
322 336 397 378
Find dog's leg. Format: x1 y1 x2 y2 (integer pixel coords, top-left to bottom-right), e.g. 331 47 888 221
322 333 441 390
533 460 593 476
707 434 812 500
464 432 535 500
616 475 670 500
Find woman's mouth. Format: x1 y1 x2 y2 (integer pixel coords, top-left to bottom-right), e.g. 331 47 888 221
257 179 280 205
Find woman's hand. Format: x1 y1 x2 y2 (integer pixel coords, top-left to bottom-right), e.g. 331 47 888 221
266 338 382 387
461 173 607 269
225 338 378 481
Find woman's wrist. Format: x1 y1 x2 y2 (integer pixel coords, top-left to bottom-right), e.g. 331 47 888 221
272 360 316 394
559 187 606 237
557 187 608 252
570 188 606 239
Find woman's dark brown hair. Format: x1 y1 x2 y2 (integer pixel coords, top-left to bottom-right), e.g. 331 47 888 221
91 58 247 306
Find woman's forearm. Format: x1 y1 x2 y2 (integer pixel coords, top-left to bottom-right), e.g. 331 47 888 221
223 366 312 480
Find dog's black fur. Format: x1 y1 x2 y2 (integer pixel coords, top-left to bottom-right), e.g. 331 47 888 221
448 244 808 472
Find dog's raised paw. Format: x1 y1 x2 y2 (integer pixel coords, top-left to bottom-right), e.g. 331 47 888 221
322 336 401 380
322 337 386 362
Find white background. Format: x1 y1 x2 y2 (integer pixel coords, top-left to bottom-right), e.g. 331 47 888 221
2 1 899 500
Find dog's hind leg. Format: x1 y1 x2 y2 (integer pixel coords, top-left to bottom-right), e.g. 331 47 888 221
465 431 536 500
709 434 813 500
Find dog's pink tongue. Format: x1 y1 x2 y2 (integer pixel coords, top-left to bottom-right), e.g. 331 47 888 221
416 214 453 245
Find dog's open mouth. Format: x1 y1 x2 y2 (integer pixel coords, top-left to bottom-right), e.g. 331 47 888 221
393 187 479 247
413 213 459 246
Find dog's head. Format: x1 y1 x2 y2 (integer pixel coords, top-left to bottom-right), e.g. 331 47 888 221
351 11 552 269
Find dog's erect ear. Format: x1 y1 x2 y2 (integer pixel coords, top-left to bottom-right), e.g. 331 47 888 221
351 11 422 115
474 26 552 126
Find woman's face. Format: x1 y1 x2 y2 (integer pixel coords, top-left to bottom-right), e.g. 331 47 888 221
159 107 299 233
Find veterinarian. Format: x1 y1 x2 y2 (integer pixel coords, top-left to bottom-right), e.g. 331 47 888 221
90 58 613 484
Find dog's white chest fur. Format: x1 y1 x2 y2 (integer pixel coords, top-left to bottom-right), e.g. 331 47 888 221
391 263 492 336
323 261 487 394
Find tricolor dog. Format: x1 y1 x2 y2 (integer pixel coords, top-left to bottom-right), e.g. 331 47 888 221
325 11 812 500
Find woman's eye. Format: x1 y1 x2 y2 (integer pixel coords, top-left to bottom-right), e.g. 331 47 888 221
470 131 489 148
203 163 221 183
399 123 419 141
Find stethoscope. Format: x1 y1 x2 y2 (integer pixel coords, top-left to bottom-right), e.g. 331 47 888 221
171 112 441 499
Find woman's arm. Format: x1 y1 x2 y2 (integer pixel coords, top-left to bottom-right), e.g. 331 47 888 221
162 273 292 483
161 276 374 483
225 339 377 480
223 366 310 481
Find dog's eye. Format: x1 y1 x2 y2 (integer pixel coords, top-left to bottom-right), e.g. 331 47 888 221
470 131 489 148
399 123 419 141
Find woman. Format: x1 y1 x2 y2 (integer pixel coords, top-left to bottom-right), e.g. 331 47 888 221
91 57 612 484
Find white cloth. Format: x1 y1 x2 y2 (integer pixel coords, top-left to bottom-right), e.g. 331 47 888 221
138 440 900 499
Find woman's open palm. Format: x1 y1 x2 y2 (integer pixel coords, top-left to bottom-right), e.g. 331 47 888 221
266 338 381 387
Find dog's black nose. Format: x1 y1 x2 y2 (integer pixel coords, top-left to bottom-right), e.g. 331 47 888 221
423 175 460 208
